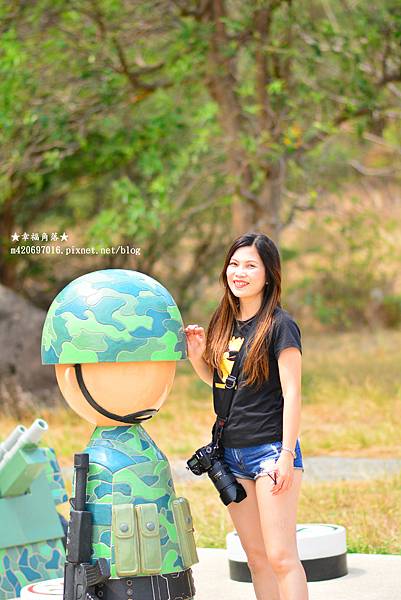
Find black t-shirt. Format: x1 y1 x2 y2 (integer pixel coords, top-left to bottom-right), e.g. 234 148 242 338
212 306 302 448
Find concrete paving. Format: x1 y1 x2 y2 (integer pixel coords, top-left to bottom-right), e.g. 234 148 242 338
62 456 401 484
192 548 401 600
298 456 401 482
17 549 401 600
170 456 401 483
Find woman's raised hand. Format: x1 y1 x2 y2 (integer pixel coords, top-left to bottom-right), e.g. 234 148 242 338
184 324 206 361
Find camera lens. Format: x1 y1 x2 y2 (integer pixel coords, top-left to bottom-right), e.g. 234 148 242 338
187 443 247 505
208 461 247 506
220 481 247 505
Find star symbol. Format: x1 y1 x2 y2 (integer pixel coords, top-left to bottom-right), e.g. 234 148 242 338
11 232 20 242
60 232 69 242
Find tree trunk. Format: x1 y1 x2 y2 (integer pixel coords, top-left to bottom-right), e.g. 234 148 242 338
0 196 17 288
203 0 254 235
256 160 285 243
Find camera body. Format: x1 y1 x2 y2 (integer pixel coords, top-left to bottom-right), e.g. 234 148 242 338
187 442 246 506
187 442 216 475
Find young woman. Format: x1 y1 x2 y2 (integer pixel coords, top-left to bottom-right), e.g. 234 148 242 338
185 232 309 600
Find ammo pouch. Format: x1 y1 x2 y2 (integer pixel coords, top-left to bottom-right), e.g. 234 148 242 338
172 497 198 568
113 503 161 576
113 498 197 577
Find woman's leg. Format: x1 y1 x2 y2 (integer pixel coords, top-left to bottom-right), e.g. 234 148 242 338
227 478 282 600
255 470 308 600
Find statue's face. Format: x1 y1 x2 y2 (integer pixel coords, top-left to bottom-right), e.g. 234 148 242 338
55 361 176 425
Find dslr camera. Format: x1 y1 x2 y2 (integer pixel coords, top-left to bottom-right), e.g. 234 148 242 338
187 442 246 506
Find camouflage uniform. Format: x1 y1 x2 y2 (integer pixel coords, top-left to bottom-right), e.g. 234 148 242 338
42 270 197 600
86 426 197 577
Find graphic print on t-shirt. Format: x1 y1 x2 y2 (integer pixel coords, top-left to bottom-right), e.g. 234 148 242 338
215 335 244 389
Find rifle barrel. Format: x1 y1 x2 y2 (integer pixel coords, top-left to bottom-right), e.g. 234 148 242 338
74 453 89 512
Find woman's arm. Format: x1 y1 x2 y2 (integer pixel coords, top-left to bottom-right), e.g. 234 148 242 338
270 346 302 495
189 356 213 387
184 324 213 387
278 347 302 453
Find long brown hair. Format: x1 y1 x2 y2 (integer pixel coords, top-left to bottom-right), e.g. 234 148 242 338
203 232 281 388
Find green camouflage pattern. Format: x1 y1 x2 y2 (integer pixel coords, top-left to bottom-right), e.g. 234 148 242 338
81 425 196 578
41 269 187 364
0 540 65 599
0 426 67 598
42 447 68 505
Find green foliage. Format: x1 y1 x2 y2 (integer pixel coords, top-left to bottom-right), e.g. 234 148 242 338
280 246 300 262
0 1 230 299
1 0 400 319
294 207 401 329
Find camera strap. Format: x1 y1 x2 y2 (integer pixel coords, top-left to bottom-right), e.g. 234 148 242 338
212 339 247 447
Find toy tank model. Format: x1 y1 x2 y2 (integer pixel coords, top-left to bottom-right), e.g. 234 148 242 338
0 420 67 599
41 269 198 600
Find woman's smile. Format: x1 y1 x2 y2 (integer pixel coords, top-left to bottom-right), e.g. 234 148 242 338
227 245 266 300
234 280 249 289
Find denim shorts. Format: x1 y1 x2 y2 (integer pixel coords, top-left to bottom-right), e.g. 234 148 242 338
223 439 304 480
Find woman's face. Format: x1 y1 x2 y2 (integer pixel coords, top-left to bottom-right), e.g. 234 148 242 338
226 245 267 301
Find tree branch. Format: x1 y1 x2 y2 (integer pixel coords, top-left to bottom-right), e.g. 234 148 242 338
291 105 372 159
172 0 211 18
362 132 401 155
111 36 167 91
379 70 401 86
280 188 320 229
348 160 398 177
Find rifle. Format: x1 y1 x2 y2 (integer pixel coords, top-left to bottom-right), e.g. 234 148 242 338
64 453 110 600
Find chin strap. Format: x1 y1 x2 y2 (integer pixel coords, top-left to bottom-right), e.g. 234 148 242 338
74 364 158 424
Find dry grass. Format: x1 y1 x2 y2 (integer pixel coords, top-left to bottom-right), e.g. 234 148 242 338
1 328 400 461
57 471 401 554
1 327 400 552
300 328 401 457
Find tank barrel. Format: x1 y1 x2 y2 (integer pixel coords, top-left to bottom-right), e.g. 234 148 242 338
0 419 48 468
0 425 27 461
19 419 48 446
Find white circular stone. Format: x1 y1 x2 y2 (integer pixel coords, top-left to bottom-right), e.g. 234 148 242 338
20 578 63 600
227 523 347 562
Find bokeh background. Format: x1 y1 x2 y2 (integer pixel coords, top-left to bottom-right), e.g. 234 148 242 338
0 0 400 553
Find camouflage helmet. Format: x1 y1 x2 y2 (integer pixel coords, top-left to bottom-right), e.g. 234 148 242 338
41 269 187 364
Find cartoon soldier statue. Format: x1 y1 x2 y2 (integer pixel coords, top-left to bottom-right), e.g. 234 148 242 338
41 269 198 600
